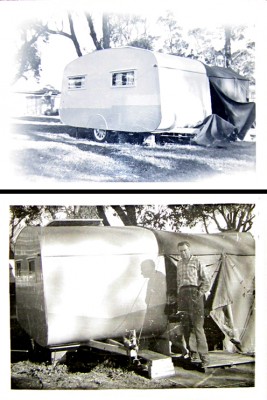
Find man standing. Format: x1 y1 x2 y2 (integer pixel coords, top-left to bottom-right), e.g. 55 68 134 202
140 259 168 336
176 241 210 368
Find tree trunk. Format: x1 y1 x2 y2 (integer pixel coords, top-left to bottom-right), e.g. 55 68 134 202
111 206 137 226
224 25 232 68
86 13 103 50
96 206 111 226
68 13 83 57
102 13 111 49
124 205 137 225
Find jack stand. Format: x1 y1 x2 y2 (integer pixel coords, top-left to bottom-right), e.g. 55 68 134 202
123 329 141 366
143 134 156 147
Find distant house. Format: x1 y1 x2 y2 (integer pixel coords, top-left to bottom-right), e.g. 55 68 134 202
12 87 60 116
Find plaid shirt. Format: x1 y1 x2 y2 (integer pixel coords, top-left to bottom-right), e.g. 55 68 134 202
176 255 210 296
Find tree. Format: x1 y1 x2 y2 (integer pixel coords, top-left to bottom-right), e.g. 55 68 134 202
13 20 49 83
158 11 255 81
224 25 232 68
108 13 157 50
13 11 159 84
14 9 255 85
186 24 255 80
85 12 103 50
167 204 255 233
230 25 255 83
158 11 189 56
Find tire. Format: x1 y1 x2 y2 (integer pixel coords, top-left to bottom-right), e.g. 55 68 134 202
29 340 51 363
92 129 108 143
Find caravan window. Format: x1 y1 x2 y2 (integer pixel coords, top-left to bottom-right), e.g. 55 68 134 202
68 75 86 90
15 261 22 277
111 71 135 87
28 259 35 276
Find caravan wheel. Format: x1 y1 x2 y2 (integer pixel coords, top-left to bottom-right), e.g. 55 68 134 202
93 129 108 143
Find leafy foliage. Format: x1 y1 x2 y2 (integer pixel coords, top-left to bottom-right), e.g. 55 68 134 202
108 14 158 49
158 11 189 56
166 204 255 233
13 21 49 83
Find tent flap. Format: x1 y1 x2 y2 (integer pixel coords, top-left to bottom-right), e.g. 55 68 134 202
208 254 255 353
209 83 256 140
199 64 256 142
192 114 236 146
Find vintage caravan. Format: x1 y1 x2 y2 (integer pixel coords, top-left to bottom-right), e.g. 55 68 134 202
14 221 255 358
60 47 212 142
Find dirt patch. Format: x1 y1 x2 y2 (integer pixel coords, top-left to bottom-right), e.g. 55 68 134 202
10 350 254 390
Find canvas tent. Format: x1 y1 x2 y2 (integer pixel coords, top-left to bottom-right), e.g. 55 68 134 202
155 230 255 354
207 253 255 353
192 65 256 145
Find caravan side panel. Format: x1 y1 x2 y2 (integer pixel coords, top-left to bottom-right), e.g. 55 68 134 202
39 226 167 346
155 53 212 130
60 48 162 132
14 227 48 346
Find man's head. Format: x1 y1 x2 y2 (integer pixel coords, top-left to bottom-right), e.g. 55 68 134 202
141 259 155 278
177 241 191 261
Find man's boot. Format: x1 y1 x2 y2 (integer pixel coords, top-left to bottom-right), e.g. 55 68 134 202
190 351 199 362
200 353 210 368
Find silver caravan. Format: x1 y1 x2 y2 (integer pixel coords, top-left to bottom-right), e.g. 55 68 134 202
60 47 212 142
14 221 255 360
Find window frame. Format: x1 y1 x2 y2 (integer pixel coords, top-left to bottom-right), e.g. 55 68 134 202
111 70 136 88
67 75 86 90
28 258 36 276
15 260 22 277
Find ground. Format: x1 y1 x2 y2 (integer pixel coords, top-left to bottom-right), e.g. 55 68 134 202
8 116 256 189
10 318 254 390
11 350 254 390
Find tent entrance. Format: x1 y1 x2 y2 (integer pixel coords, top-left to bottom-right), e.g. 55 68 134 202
164 251 255 356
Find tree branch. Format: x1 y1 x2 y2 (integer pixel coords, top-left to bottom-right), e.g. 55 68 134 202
202 216 209 234
68 12 83 57
124 205 137 225
219 205 229 226
111 206 132 225
45 28 72 39
96 206 110 226
44 13 83 57
85 13 103 50
102 13 110 49
212 208 225 232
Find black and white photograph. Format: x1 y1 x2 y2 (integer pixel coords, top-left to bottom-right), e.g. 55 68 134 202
0 190 265 400
7 198 258 391
0 0 264 189
0 0 266 398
